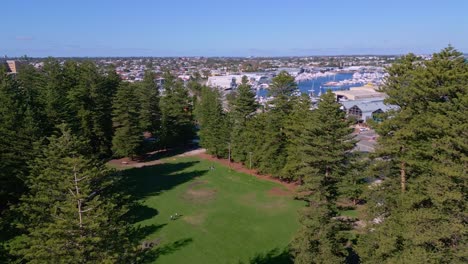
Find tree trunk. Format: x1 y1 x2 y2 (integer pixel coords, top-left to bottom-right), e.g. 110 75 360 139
400 161 406 193
73 164 83 228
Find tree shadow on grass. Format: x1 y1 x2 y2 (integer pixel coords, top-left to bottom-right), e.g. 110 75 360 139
126 205 159 224
140 238 194 263
241 248 293 264
110 161 203 262
119 161 208 200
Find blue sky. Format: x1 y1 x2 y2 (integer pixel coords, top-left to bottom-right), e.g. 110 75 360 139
2 0 467 57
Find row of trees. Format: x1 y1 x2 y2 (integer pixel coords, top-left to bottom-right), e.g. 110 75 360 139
196 47 467 263
196 72 360 262
0 60 196 262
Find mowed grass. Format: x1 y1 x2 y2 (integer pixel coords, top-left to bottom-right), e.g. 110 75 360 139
120 156 303 264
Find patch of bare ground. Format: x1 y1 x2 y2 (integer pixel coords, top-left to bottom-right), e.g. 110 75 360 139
188 180 209 188
260 200 287 210
182 180 217 203
268 187 292 197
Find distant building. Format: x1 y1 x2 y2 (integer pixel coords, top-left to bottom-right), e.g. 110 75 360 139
5 60 21 74
340 99 398 123
334 84 397 123
334 84 385 101
207 74 258 90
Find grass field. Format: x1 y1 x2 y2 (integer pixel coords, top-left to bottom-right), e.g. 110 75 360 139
119 155 303 263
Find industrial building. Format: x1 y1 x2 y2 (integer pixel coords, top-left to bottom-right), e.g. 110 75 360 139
334 84 397 123
340 99 398 122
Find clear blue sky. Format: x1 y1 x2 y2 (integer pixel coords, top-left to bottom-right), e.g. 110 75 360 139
2 0 467 57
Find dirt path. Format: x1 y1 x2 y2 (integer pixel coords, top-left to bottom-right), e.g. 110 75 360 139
108 157 164 168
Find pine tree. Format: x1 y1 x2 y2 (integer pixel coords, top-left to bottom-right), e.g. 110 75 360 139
66 61 119 158
112 82 142 159
90 63 120 158
256 71 298 176
291 91 355 263
9 126 140 263
281 93 312 181
137 70 160 136
196 86 230 157
339 156 368 206
357 47 468 263
16 63 48 139
230 76 258 163
159 73 195 148
1 64 46 262
40 58 70 131
238 113 269 169
0 67 33 209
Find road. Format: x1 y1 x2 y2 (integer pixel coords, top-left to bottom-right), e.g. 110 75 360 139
354 128 377 153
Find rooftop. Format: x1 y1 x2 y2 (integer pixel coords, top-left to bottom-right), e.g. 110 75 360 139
334 84 385 100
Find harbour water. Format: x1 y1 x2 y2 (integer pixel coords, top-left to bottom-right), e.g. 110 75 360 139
257 73 361 97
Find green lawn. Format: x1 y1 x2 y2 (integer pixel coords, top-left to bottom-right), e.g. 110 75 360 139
340 209 359 218
120 156 303 263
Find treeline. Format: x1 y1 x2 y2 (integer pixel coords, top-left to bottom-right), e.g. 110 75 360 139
196 47 467 263
0 46 466 263
0 59 196 262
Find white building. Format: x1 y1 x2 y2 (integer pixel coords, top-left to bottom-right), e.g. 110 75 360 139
207 74 259 90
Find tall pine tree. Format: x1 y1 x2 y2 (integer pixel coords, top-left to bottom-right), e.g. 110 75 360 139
257 71 298 175
137 70 160 136
357 46 468 263
196 86 230 157
281 93 312 181
291 91 355 263
112 82 142 159
159 73 195 148
229 75 258 163
10 126 140 263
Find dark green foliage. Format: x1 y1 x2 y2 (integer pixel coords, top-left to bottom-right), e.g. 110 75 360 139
40 58 71 131
237 113 269 169
291 91 356 263
254 72 298 175
196 86 230 157
137 70 160 136
0 68 36 210
281 94 312 180
357 46 468 263
112 82 143 159
292 206 345 264
230 76 258 163
9 127 140 263
339 157 367 206
66 61 119 157
269 71 298 98
0 67 42 214
14 60 119 158
160 73 195 148
256 111 289 175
